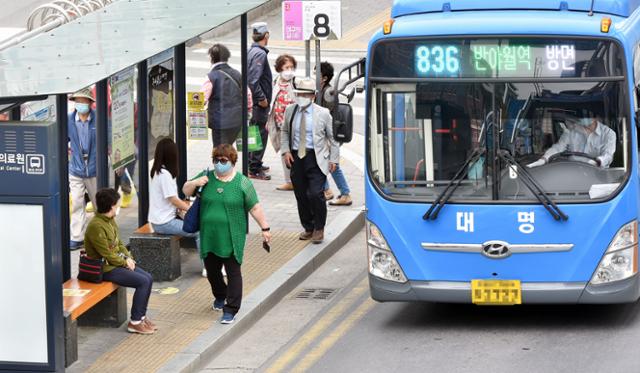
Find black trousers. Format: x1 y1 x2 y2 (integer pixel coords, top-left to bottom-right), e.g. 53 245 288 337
212 126 241 147
203 253 242 315
248 118 269 173
290 151 328 231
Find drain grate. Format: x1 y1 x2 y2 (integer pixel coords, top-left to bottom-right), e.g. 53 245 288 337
294 288 338 300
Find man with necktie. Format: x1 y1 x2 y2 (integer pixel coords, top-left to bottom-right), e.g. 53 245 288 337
281 78 339 244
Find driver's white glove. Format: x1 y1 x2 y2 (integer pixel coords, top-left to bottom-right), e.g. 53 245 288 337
527 158 546 168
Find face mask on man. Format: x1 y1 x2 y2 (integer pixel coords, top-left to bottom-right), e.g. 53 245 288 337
295 96 312 107
281 69 296 81
75 102 90 115
578 118 593 127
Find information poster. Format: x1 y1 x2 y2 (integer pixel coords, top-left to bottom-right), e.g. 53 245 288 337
283 1 342 41
148 61 175 159
187 91 208 140
110 67 136 169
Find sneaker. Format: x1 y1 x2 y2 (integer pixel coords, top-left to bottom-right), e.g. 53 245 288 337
69 240 84 250
299 230 313 240
143 318 158 331
127 321 154 334
249 171 271 181
120 192 133 208
311 229 324 244
329 194 353 206
261 165 270 171
212 299 225 311
202 267 208 278
220 312 236 324
276 182 294 191
324 189 334 201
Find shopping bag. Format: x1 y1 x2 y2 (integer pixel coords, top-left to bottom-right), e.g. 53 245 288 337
236 124 263 152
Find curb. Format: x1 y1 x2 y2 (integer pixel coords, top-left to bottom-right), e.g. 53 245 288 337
157 209 365 373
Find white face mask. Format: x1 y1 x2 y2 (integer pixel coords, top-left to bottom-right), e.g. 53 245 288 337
280 69 296 81
295 96 312 107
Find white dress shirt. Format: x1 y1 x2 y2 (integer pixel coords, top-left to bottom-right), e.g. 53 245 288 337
543 122 616 167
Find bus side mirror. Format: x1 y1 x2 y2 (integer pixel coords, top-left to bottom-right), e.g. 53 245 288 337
333 103 354 143
341 87 356 103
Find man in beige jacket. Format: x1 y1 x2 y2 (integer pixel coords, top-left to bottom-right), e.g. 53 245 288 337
281 78 339 244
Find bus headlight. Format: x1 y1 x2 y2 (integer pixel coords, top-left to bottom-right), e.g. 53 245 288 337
367 220 407 283
590 221 638 285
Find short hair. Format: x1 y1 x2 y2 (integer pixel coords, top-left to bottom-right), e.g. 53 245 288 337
320 62 334 83
150 137 179 179
274 54 297 72
95 188 120 214
212 143 238 165
252 32 267 42
208 44 230 64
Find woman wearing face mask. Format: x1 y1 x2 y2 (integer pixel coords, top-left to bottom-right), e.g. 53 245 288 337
182 144 271 324
267 54 298 191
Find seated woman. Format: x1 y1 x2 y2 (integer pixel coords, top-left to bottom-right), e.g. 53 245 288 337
84 188 156 335
148 138 206 276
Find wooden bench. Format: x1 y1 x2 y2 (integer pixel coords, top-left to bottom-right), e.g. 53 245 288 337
129 223 182 281
63 279 127 367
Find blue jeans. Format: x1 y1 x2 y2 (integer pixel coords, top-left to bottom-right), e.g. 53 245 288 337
324 165 350 196
151 218 200 250
103 267 152 321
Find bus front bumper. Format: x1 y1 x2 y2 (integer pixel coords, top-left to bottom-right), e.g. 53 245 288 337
369 273 640 304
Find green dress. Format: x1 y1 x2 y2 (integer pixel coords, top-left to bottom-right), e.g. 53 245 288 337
193 171 259 264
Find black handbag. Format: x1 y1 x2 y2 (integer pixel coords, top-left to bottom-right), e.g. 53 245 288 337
77 250 104 283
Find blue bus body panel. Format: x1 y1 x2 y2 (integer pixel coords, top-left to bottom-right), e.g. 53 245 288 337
391 0 640 18
365 180 638 282
365 7 640 287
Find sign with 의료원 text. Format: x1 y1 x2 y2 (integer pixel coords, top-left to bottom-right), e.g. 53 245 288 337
187 92 208 140
282 1 341 41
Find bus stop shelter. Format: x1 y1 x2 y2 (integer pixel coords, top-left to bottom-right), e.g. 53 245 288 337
0 0 267 371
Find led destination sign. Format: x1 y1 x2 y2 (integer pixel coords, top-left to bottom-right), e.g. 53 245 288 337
371 38 622 79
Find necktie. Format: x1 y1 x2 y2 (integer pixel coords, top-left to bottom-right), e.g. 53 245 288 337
298 108 306 159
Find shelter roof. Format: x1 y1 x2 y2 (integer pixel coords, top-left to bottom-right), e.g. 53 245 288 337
0 0 267 98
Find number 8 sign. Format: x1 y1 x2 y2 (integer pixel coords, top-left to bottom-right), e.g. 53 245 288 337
283 1 342 41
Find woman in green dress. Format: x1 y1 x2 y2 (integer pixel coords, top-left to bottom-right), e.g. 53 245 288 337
183 144 271 324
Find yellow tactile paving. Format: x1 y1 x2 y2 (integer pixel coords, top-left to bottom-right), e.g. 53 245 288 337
85 231 308 373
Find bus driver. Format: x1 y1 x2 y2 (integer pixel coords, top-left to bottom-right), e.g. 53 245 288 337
527 115 616 169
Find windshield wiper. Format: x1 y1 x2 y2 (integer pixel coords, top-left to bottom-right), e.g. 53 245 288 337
423 148 485 220
498 150 568 221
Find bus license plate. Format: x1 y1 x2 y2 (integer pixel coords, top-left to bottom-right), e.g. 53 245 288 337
471 280 522 305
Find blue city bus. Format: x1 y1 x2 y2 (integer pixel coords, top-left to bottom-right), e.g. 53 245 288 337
363 0 640 304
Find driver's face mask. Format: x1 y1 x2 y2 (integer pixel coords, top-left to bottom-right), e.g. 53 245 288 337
578 118 593 127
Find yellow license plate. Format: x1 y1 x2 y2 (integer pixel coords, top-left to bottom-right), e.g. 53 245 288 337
471 280 522 305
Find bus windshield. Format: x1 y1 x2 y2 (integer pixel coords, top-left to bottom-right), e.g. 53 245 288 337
368 38 630 203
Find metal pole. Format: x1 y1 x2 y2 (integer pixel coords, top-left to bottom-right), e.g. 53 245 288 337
9 106 20 120
96 79 109 189
56 94 70 281
136 60 149 227
175 44 187 198
305 40 311 77
241 13 249 177
315 39 321 104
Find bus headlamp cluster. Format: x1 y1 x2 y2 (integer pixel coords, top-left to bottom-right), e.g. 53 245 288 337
367 220 407 283
591 221 638 285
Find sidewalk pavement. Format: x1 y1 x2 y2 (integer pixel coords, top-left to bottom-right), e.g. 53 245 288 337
66 135 365 373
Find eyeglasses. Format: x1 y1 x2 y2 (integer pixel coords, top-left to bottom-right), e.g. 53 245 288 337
213 157 230 164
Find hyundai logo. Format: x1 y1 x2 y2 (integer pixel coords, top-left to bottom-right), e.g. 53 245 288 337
481 241 511 259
